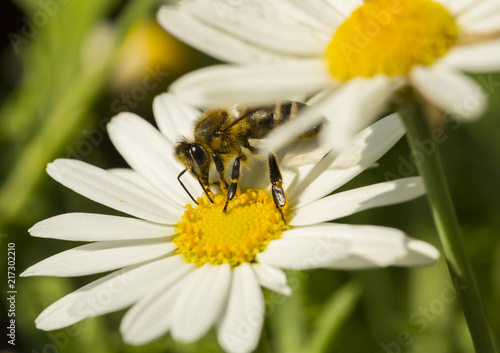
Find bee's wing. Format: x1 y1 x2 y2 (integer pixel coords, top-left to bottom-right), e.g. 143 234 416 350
222 105 276 133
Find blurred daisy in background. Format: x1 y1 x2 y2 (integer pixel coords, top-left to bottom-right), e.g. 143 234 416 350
22 94 439 353
109 19 194 91
158 0 500 150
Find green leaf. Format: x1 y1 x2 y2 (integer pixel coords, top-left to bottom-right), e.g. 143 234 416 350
305 281 362 353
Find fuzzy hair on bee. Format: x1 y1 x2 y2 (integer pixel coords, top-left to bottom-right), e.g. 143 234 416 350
174 101 323 220
192 106 248 156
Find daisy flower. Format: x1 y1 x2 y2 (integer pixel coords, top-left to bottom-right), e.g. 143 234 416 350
158 0 500 149
22 94 439 353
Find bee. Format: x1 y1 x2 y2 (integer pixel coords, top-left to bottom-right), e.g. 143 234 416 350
174 101 322 220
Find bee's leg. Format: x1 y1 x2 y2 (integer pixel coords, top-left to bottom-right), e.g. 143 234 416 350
212 153 229 191
268 153 286 222
192 171 214 203
244 142 260 155
223 155 246 212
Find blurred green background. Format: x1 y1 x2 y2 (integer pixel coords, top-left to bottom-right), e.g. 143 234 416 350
1 1 499 352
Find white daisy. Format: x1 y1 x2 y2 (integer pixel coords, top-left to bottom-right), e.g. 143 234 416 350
22 93 439 353
158 0 500 150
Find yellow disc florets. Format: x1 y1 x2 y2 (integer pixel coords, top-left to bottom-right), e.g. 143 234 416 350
174 189 289 267
326 0 458 81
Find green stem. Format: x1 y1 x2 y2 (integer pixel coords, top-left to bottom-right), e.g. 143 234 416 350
397 91 497 353
269 271 307 353
305 281 362 353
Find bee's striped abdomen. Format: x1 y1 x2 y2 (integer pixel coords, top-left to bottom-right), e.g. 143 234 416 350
245 101 324 141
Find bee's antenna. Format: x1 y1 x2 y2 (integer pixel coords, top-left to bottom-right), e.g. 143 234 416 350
177 169 198 205
185 169 214 204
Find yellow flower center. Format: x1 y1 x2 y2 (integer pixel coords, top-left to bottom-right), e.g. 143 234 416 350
174 189 289 267
326 0 458 81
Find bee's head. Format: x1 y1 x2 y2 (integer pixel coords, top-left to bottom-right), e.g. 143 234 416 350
174 139 210 184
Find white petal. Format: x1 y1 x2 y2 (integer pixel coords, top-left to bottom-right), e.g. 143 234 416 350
35 272 116 330
264 0 336 33
68 256 190 323
218 263 264 353
237 151 273 191
263 87 339 153
276 90 338 190
288 113 405 207
290 177 425 226
318 225 438 268
108 112 199 205
323 0 362 17
438 0 483 15
178 1 328 56
21 239 176 277
393 239 441 267
281 137 332 193
29 213 175 241
328 241 440 268
35 256 187 330
257 229 350 270
462 13 500 33
47 159 179 224
153 93 200 145
457 0 500 32
120 263 197 345
252 263 291 296
157 7 304 64
265 75 399 155
170 264 231 342
411 65 487 121
277 0 345 32
318 75 400 151
171 264 232 342
170 61 332 108
441 38 500 72
108 168 159 194
260 224 438 270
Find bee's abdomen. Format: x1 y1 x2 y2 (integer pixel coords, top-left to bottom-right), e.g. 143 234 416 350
274 101 304 126
279 101 325 140
246 101 307 139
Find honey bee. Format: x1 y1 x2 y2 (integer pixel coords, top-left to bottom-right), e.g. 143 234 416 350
174 101 322 219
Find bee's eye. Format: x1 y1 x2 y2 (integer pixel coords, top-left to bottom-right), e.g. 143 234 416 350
190 144 208 166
